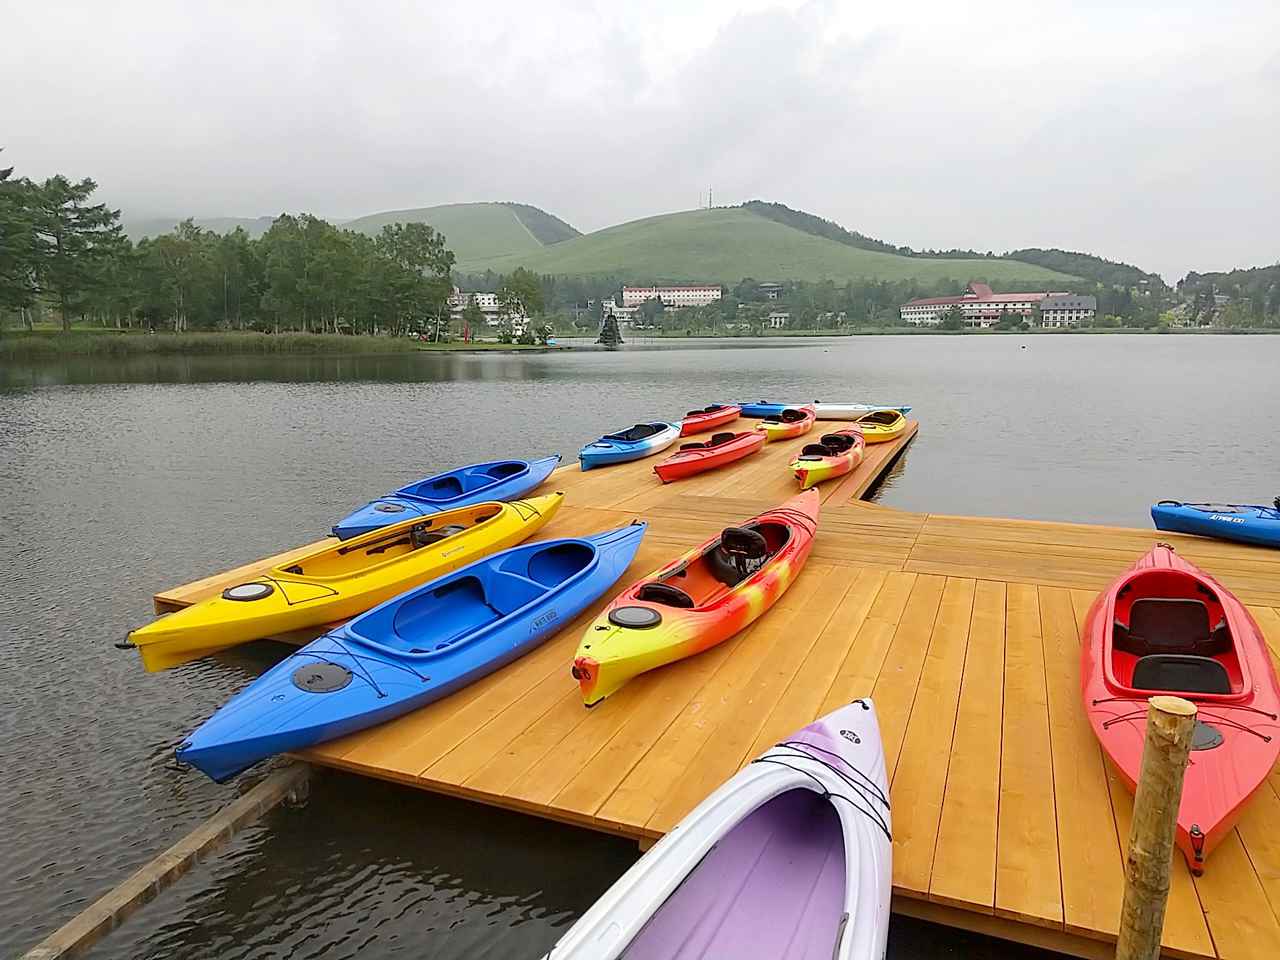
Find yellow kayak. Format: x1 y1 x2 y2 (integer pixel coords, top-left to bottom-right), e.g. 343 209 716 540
128 493 564 671
853 409 908 443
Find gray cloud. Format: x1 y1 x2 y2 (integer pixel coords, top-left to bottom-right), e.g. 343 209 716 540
3 0 1276 279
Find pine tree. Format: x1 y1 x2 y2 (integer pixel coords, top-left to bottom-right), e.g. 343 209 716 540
31 175 123 330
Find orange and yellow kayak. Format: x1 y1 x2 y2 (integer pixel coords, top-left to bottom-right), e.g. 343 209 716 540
853 409 907 443
572 489 819 705
755 405 816 442
789 427 866 489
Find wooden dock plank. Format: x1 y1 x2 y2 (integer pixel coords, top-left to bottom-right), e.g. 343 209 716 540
1041 585 1123 940
872 574 947 779
889 577 975 896
1069 588 1216 959
994 583 1063 929
929 579 1006 913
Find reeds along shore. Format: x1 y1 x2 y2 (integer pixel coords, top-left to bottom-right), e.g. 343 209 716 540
0 331 429 359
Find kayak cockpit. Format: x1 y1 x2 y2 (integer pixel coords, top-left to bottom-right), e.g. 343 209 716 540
637 522 791 608
678 432 737 451
281 505 503 579
400 460 527 501
1108 571 1246 697
623 788 847 960
603 423 666 443
349 540 597 655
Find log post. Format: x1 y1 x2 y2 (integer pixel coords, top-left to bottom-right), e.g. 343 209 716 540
1115 695 1197 960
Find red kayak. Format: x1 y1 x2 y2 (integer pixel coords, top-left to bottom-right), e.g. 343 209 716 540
654 430 766 483
1081 544 1280 874
680 404 741 436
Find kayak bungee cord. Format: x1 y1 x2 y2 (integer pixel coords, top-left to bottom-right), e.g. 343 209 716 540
256 574 340 607
1091 695 1277 720
1099 707 1273 742
749 753 892 843
772 739 890 809
290 636 432 699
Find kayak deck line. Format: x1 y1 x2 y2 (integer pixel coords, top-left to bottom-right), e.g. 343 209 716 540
141 412 1280 960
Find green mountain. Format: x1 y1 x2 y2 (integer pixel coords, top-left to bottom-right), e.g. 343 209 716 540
343 202 580 262
457 207 1080 284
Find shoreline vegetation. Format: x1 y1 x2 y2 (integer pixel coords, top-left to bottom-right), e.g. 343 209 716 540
5 324 1278 361
0 331 559 359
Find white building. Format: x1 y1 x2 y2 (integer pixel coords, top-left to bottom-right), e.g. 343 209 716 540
600 298 642 326
900 281 1070 328
1038 294 1097 327
449 289 528 332
622 284 722 309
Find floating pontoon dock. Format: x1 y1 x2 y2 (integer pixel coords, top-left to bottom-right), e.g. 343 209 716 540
152 416 1280 960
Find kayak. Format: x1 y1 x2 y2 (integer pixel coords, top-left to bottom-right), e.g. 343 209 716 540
580 422 680 470
654 431 765 483
790 428 866 490
813 402 912 419
680 403 741 436
126 493 564 672
1081 543 1280 873
331 455 561 540
852 409 907 443
756 406 817 442
573 489 819 705
739 401 911 418
1151 499 1280 549
177 523 646 782
545 698 891 960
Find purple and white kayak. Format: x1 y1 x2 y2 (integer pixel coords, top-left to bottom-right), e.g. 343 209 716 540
546 699 891 960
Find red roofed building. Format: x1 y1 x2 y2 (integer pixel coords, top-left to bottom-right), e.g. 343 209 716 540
900 281 1071 327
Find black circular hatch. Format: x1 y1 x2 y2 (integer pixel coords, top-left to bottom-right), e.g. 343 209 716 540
292 662 353 693
608 606 663 629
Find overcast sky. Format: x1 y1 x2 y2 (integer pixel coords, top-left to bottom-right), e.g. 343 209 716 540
4 0 1276 279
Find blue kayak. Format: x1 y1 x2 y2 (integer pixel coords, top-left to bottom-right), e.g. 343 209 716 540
332 455 561 539
1151 500 1280 548
579 422 679 470
177 523 647 782
738 401 913 418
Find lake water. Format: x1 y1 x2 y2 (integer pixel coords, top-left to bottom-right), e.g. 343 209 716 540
2 335 1277 958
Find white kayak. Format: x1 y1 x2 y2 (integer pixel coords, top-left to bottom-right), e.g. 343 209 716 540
813 402 911 420
546 699 892 960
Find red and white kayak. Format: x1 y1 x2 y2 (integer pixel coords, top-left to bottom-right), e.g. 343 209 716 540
1081 544 1280 873
655 430 765 484
680 403 741 436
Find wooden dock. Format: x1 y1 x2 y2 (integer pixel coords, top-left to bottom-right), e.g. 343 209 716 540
151 417 1280 960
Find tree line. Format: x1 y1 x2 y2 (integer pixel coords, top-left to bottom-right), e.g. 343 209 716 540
1 164 459 336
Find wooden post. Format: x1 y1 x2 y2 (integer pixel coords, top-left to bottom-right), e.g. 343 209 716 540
1115 695 1197 960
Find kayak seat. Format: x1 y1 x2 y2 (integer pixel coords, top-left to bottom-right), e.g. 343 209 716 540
1114 598 1226 656
801 442 833 458
709 432 736 445
637 582 695 608
1131 654 1231 695
779 409 806 423
707 527 770 587
410 524 467 549
679 441 708 451
820 434 856 453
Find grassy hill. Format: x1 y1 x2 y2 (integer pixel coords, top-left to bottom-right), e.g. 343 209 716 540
343 202 579 262
457 207 1080 284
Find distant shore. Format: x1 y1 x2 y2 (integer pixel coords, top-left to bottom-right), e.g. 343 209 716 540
0 331 563 360
630 325 1279 338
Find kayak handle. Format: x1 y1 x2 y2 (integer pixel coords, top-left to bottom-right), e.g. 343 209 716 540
114 639 136 650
